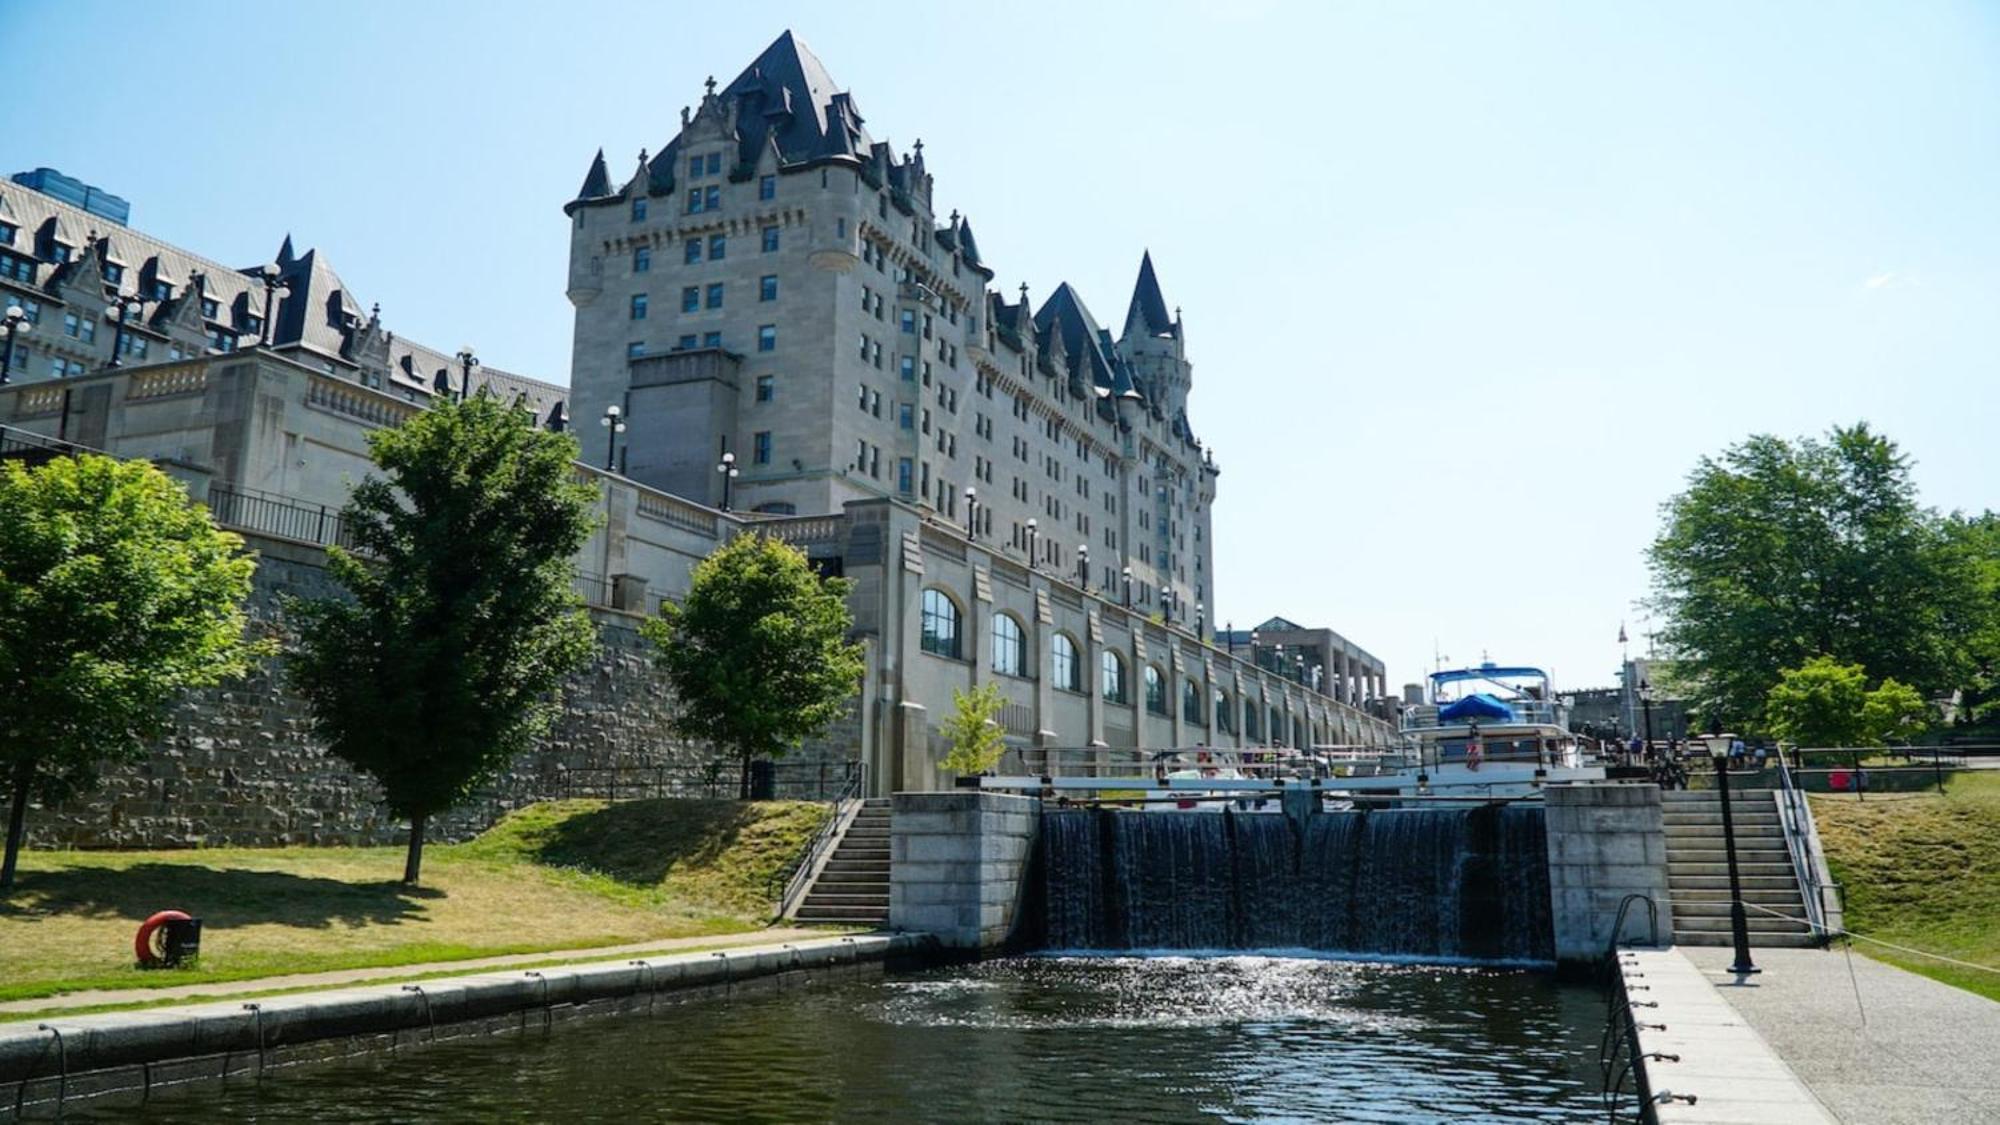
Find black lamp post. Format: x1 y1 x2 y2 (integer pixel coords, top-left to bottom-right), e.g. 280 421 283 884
715 451 738 510
1025 517 1038 567
1708 731 1760 975
456 347 479 402
599 404 625 471
963 486 978 541
1196 602 1205 642
106 294 145 368
1225 621 1235 656
1639 678 1656 762
256 264 289 345
1250 630 1260 669
1077 544 1089 592
1 303 31 384
1121 565 1132 608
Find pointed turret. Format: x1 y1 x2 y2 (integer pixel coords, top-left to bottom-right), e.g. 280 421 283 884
575 148 611 201
276 234 297 268
1122 251 1176 341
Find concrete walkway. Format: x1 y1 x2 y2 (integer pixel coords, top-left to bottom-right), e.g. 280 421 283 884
0 926 836 1020
1683 945 2000 1124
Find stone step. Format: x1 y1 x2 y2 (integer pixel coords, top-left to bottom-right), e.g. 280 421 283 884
1664 832 1788 849
1663 789 1776 802
812 872 889 888
801 891 889 907
1666 860 1797 877
861 798 893 807
795 910 889 925
843 826 892 839
1662 811 1782 827
1672 895 1804 915
1673 912 1812 933
821 855 890 870
849 813 892 824
833 845 890 860
1668 874 1802 892
1674 929 1820 949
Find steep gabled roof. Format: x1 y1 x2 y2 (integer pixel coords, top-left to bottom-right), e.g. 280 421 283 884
1124 251 1176 339
1034 283 1143 401
716 30 872 169
574 148 611 202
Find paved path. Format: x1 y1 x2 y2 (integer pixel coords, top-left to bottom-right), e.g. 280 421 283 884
1682 945 2000 1124
0 926 837 1020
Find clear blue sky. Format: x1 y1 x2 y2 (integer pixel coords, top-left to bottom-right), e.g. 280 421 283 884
12 1 1998 692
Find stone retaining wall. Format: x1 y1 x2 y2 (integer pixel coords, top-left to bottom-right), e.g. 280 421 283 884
29 534 860 849
1544 782 1674 970
888 791 1039 950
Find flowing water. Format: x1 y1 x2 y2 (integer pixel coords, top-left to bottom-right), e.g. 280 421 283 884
1035 807 1556 962
101 956 1604 1123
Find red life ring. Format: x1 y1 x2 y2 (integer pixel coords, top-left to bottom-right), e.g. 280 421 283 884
135 909 192 967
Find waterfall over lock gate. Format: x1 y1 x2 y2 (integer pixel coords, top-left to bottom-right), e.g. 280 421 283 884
1032 806 1555 963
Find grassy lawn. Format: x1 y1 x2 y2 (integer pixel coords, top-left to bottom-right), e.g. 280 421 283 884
0 798 828 1005
1814 771 2000 1002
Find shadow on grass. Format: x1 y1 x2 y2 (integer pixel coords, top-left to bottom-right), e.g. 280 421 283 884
1 863 442 928
533 799 757 887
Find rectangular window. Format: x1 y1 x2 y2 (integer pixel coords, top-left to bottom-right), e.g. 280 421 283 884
684 239 702 264
900 309 916 334
706 282 724 309
899 355 915 381
753 431 772 464
758 174 776 201
0 222 14 246
687 188 703 214
148 279 172 301
761 227 779 253
899 403 914 430
630 293 648 320
681 287 700 313
898 457 913 494
631 198 647 222
706 152 721 175
687 156 703 179
757 324 776 352
627 341 646 359
704 185 720 211
860 333 871 361
759 275 777 302
702 331 722 348
708 234 725 260
101 262 125 285
677 334 697 350
633 247 651 273
755 375 775 402
857 438 869 470
0 252 33 282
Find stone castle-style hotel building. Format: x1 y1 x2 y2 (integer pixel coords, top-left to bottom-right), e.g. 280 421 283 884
0 32 1389 833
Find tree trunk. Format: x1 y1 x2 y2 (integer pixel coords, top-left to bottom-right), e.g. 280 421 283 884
402 812 427 885
1 760 32 890
739 751 752 801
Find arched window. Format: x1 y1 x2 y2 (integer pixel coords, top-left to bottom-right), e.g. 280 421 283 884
991 613 1026 677
1182 679 1202 723
1050 634 1081 692
1145 666 1167 715
1271 707 1283 746
920 588 961 659
1100 649 1127 704
1294 718 1307 749
1214 690 1232 733
1244 700 1261 741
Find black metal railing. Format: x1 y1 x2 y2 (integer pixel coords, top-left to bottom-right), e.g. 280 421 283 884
0 423 97 465
206 484 362 552
774 760 868 920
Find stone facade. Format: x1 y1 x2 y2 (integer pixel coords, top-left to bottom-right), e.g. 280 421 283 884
888 791 1039 950
566 32 1218 632
1543 782 1675 969
27 534 857 849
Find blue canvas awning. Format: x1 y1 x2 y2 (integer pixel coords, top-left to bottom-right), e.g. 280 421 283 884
1439 694 1513 723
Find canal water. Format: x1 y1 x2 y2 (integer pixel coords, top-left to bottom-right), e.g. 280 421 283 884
111 955 1605 1122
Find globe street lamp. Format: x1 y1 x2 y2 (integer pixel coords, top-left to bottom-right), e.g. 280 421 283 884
106 294 146 368
1076 544 1089 592
599 404 625 471
963 486 978 541
1025 517 1038 568
456 347 480 402
256 263 289 345
1639 679 1656 763
715 451 738 511
1226 621 1235 656
1706 730 1760 976
1195 602 1206 642
1 304 31 384
1121 565 1133 608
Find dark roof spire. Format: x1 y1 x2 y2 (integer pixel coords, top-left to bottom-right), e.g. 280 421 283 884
572 149 612 208
1125 251 1175 339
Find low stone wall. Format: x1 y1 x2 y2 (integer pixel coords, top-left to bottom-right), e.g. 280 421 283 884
1544 782 1674 969
30 534 859 849
0 933 928 1113
888 791 1039 950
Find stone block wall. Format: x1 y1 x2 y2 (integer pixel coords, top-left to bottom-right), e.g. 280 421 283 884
888 791 1039 950
1544 782 1675 969
29 533 859 849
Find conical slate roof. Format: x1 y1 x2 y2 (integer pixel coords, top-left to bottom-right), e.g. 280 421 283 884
1125 251 1176 338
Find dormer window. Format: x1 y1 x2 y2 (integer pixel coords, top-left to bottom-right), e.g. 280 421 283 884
0 222 15 246
244 313 264 335
49 245 71 265
102 262 124 285
147 279 172 301
201 297 219 319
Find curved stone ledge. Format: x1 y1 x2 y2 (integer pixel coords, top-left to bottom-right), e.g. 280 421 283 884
1 932 927 1112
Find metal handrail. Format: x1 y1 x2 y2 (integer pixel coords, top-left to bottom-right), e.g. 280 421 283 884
1772 747 1831 942
775 761 866 920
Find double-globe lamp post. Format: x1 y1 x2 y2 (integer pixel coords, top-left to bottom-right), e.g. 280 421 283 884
599 404 626 471
963 486 978 541
1025 517 1038 568
715 451 738 511
1709 729 1760 976
106 294 145 368
1 303 31 384
1076 543 1089 592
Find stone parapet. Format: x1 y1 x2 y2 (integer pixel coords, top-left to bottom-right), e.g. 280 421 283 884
1544 782 1674 970
888 791 1038 950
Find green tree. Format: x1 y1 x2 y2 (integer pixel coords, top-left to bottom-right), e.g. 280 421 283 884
290 395 599 885
644 534 864 798
1764 657 1870 747
1861 678 1929 745
1649 424 1973 723
0 455 262 888
1940 512 2000 724
940 684 1007 776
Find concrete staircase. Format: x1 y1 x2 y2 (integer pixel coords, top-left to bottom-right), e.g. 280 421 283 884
1663 788 1818 948
793 798 891 927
